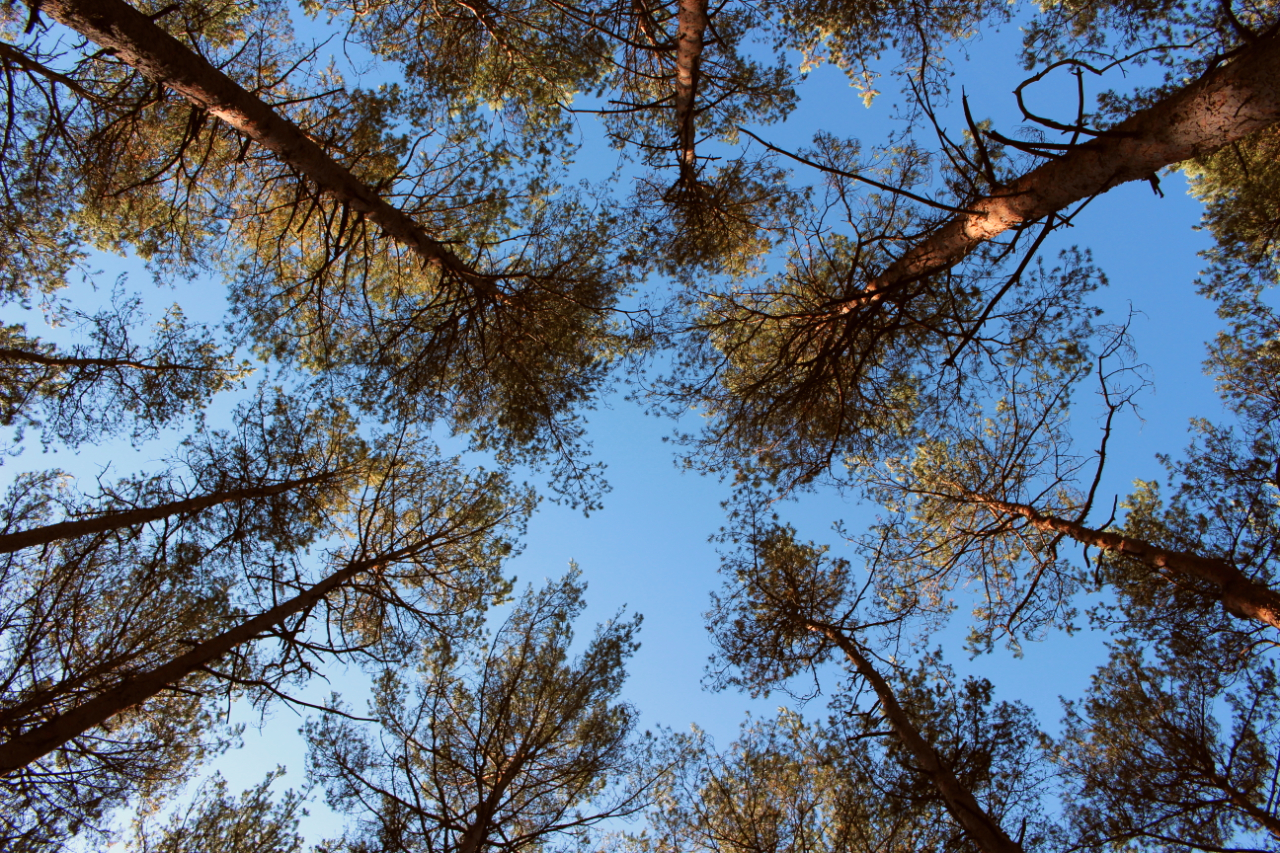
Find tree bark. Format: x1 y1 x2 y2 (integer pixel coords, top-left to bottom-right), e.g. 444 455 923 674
456 746 529 853
0 541 421 775
673 0 708 175
0 470 341 555
1208 771 1280 839
30 0 493 290
811 623 1026 853
0 345 217 372
850 33 1280 307
974 494 1280 630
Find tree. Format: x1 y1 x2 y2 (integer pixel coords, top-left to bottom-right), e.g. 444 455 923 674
846 256 1280 648
0 387 359 556
309 0 803 276
0 290 248 449
0 399 530 849
644 687 1049 853
653 18 1280 493
643 711 955 853
850 32 1280 303
8 0 635 505
704 501 1048 853
1051 643 1280 853
597 0 797 272
5 0 1280 846
32 0 492 283
307 571 652 853
125 770 306 853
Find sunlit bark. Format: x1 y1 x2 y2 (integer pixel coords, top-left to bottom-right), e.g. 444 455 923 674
30 0 494 290
973 493 1280 629
673 0 709 176
851 33 1280 307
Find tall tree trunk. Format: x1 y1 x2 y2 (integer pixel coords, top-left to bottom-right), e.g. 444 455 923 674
0 346 217 372
30 0 494 291
810 622 1026 853
0 470 341 555
973 494 1280 629
673 0 708 177
455 747 529 853
848 33 1280 307
0 541 421 775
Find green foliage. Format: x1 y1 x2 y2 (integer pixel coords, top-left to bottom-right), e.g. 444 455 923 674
0 389 359 846
707 508 858 697
643 711 954 853
765 0 1013 93
0 290 250 449
0 0 639 507
843 660 1050 852
307 571 650 853
1052 643 1280 852
305 0 612 142
645 666 1050 853
630 155 805 280
127 770 305 853
1188 128 1280 287
0 387 530 849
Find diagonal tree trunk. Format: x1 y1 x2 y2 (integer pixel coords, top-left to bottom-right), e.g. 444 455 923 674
0 470 342 555
971 493 1280 629
1207 770 1280 839
0 346 221 373
29 0 495 291
672 0 709 178
848 33 1280 308
808 621 1027 853
0 539 425 775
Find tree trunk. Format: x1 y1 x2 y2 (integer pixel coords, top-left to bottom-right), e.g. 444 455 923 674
0 346 216 372
1210 771 1280 839
673 0 709 175
30 0 493 290
0 471 341 555
849 33 1280 307
455 746 529 853
812 623 1027 853
974 494 1280 629
0 542 419 774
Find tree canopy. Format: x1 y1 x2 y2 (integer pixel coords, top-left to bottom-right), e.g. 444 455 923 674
1 0 1278 850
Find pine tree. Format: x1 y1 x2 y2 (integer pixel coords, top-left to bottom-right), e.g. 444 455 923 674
307 572 651 853
125 770 305 853
703 503 1049 853
0 393 530 848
